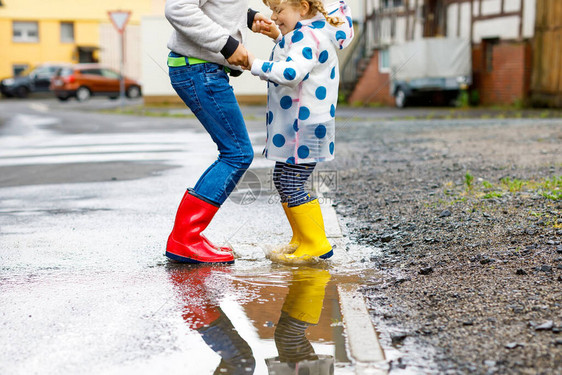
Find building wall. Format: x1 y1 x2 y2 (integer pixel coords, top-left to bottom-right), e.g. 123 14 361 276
348 51 394 106
470 0 536 42
345 0 364 21
365 0 535 44
0 0 153 79
140 16 272 103
349 0 537 106
151 0 166 15
140 16 178 100
141 0 364 103
0 18 100 77
141 0 279 103
473 41 532 105
0 0 151 21
99 24 142 81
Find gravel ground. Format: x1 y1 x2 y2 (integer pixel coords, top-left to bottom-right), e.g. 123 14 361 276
328 116 562 374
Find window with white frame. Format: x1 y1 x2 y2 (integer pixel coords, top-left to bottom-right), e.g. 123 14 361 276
379 49 390 73
13 64 29 77
60 22 75 43
382 0 403 7
13 21 39 42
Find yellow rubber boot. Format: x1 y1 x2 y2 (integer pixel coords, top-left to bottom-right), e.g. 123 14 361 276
282 267 331 324
282 199 333 261
282 202 301 248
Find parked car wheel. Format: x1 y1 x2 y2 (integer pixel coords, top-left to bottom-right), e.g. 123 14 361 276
76 86 91 102
395 88 408 108
57 95 70 102
16 86 30 98
126 85 141 99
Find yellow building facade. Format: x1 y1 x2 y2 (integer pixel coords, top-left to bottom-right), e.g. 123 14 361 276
0 0 159 79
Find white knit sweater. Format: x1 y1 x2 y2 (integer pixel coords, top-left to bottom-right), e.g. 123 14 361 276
165 0 250 72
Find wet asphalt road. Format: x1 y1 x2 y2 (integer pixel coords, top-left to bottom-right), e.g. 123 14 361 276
4 97 556 374
0 98 385 375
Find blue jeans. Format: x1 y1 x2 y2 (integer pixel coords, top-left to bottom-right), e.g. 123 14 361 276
169 54 253 205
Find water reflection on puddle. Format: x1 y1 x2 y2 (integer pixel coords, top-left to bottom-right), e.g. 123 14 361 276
166 262 364 374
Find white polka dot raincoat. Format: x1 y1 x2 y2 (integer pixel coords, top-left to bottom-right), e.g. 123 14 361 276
250 0 354 164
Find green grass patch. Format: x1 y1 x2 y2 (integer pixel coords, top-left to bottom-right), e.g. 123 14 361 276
438 174 561 205
540 175 562 190
482 191 504 199
465 172 474 191
500 177 525 192
540 190 562 201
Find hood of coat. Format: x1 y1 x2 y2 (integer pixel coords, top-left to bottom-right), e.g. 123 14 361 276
298 0 354 50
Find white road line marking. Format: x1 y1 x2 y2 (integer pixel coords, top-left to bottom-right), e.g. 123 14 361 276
0 132 215 167
29 103 50 113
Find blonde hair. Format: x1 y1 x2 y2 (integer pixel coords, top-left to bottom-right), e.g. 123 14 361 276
263 0 345 27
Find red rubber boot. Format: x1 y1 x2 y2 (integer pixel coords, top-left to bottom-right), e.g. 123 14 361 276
168 264 224 329
201 234 233 253
166 190 234 264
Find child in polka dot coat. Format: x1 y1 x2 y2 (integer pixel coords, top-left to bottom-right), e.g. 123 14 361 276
247 0 353 261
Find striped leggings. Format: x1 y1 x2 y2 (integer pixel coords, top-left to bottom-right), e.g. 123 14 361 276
272 161 316 207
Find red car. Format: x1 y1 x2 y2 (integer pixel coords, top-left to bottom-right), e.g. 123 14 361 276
50 64 142 101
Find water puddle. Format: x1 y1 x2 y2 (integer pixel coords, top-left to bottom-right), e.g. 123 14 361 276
165 261 371 375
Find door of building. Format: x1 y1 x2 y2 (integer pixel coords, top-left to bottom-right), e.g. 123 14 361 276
423 0 446 37
531 0 562 107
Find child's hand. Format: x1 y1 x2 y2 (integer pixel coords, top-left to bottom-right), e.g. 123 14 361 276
252 14 280 40
227 44 249 67
255 21 280 40
244 51 255 71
